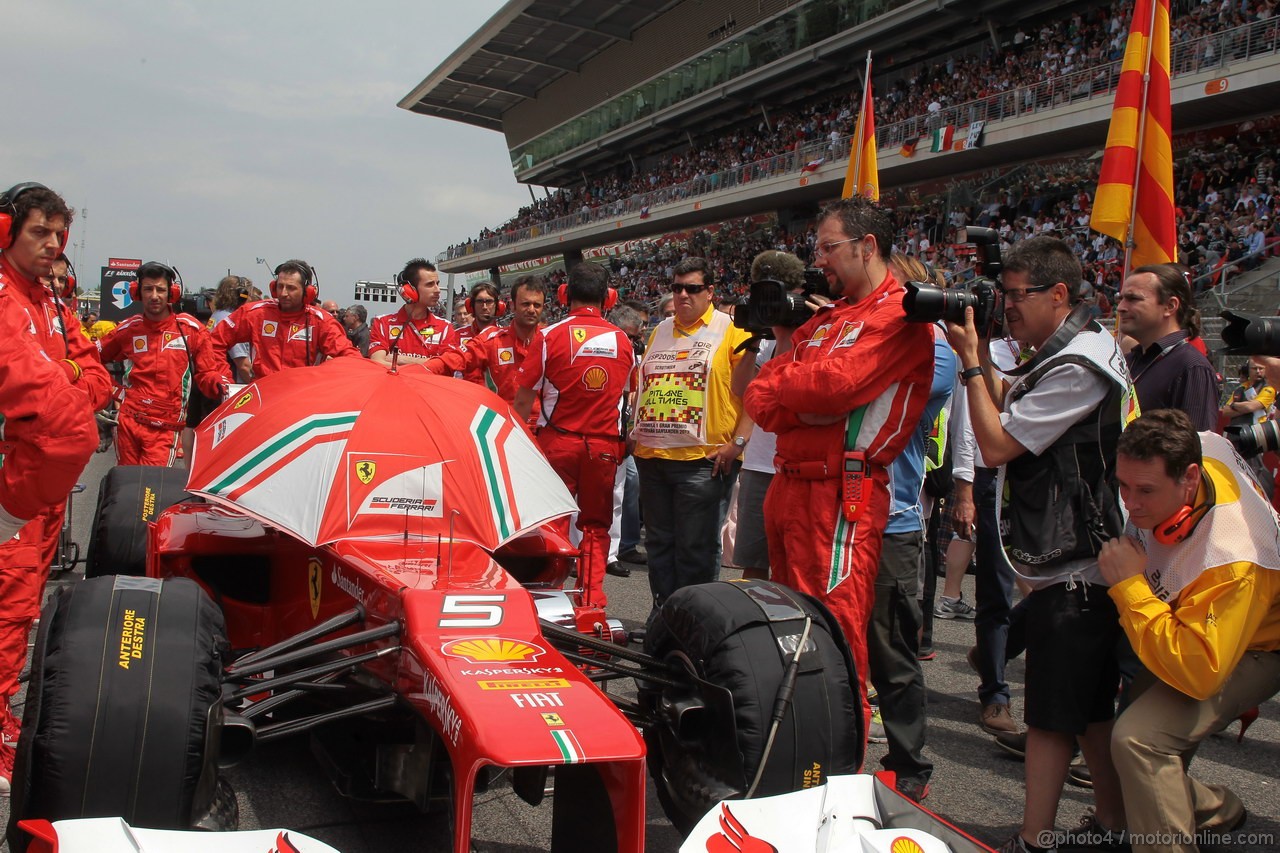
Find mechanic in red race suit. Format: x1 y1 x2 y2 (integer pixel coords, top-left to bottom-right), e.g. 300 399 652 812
0 182 110 790
97 262 231 466
0 297 97 542
210 259 358 379
745 198 934 735
514 263 635 607
424 275 548 425
369 258 461 366
452 280 504 384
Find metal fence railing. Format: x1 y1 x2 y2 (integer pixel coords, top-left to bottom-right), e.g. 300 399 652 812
442 17 1280 263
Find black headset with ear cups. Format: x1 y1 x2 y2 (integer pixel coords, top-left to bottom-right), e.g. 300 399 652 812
271 260 319 303
131 261 184 305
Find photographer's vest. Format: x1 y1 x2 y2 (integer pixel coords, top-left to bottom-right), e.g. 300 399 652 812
632 310 731 448
995 306 1137 581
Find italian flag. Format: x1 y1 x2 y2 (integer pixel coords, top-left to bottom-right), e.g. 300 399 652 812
930 126 954 152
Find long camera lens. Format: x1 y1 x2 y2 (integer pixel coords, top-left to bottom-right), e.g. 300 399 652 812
1221 310 1280 356
1225 420 1280 458
902 280 972 325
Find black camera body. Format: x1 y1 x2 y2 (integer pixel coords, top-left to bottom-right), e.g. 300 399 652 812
733 268 830 336
902 226 1005 336
1220 310 1280 357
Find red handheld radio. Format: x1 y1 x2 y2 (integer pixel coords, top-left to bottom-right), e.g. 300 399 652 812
841 450 869 522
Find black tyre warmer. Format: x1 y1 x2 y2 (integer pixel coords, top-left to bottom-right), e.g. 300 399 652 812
8 576 226 850
642 579 861 834
86 465 193 578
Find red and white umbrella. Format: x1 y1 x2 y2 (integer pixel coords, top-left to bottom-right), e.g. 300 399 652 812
186 358 576 549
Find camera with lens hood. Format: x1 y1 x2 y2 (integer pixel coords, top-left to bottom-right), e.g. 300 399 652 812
902 226 1004 336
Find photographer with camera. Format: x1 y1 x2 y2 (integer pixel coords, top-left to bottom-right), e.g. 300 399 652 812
729 249 811 583
1220 359 1276 496
943 236 1130 853
744 198 934 742
1102 410 1279 853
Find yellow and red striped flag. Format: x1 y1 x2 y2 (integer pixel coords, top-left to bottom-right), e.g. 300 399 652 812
1090 0 1176 269
842 53 879 201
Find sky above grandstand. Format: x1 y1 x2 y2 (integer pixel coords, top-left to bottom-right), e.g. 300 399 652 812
7 0 523 303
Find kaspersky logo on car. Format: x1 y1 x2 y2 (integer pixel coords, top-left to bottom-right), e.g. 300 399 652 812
442 638 546 663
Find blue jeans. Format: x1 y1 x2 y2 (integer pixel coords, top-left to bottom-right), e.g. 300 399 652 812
636 456 739 607
620 456 641 554
973 468 1015 707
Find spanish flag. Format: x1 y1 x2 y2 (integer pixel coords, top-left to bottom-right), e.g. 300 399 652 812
841 52 879 201
1090 0 1176 270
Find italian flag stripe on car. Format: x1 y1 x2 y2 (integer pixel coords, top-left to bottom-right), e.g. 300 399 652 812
551 729 584 763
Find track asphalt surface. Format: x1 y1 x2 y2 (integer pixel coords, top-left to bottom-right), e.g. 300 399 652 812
2 451 1276 852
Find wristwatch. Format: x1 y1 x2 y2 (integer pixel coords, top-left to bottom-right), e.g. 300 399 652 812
733 435 748 448
960 365 984 385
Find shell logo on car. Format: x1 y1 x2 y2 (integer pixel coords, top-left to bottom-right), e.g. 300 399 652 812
442 637 545 663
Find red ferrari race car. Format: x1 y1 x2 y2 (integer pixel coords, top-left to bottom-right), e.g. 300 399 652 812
7 359 990 853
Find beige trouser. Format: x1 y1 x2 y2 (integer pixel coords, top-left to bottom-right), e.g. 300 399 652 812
1112 650 1280 853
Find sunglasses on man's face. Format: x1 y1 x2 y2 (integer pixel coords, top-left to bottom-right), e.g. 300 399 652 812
670 283 710 295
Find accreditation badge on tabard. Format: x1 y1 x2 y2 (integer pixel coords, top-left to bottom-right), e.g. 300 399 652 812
636 372 706 435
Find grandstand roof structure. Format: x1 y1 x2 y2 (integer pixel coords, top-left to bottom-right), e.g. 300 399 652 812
398 0 682 133
400 0 1047 186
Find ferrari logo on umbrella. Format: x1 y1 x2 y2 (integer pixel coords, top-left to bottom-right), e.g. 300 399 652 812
355 460 376 485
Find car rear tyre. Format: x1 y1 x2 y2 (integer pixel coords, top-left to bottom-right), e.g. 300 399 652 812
640 579 862 836
86 464 194 578
7 576 230 850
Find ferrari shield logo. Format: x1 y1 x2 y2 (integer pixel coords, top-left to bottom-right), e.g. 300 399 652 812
233 391 253 409
355 460 376 485
307 557 323 619
572 327 586 344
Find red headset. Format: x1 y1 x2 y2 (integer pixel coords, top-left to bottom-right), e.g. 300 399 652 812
557 283 618 311
1151 470 1214 545
54 254 77 300
130 261 183 305
0 182 70 251
466 285 506 316
270 260 318 303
